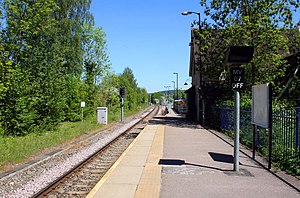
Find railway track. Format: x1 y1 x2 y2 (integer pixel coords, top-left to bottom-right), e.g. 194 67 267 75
33 105 159 197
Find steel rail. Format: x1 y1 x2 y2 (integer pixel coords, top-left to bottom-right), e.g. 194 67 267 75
32 106 158 198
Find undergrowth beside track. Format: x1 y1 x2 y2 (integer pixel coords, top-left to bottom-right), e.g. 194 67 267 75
0 105 149 171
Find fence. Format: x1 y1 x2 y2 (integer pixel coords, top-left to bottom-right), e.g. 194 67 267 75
205 106 300 166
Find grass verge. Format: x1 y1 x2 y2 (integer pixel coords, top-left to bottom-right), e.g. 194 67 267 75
0 105 149 171
0 114 102 171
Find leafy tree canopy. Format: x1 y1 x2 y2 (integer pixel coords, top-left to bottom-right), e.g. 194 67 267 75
199 0 300 97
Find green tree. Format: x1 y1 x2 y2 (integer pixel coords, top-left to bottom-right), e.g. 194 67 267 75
53 0 94 121
54 0 93 76
151 92 164 104
119 67 136 110
0 0 148 136
98 72 120 113
83 24 110 84
0 0 9 105
200 0 300 94
1 0 63 135
0 0 104 134
118 67 147 111
137 87 148 105
82 24 110 107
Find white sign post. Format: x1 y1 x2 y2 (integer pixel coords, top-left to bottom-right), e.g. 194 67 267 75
81 102 85 122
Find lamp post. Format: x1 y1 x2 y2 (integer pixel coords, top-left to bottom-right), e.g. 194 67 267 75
182 11 203 123
173 72 178 100
172 81 175 100
173 72 179 111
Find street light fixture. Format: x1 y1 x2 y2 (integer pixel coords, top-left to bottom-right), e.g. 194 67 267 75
184 78 191 85
181 11 201 85
181 11 201 31
182 10 204 123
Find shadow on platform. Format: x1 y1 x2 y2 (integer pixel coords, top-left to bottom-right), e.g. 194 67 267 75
209 152 235 164
158 158 232 172
159 158 255 176
149 116 201 129
158 152 260 174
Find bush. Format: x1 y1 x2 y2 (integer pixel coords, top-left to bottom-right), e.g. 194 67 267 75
273 146 300 175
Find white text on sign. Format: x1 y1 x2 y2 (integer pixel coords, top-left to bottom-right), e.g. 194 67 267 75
232 83 244 89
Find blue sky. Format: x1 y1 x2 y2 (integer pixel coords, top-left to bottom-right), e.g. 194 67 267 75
90 1 300 93
90 0 204 93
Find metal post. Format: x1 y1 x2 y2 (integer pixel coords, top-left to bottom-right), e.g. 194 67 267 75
196 86 200 122
181 11 202 123
252 124 256 159
176 74 179 101
295 107 299 149
173 72 178 111
172 81 175 101
82 107 84 123
197 13 204 125
234 90 240 171
202 99 205 124
81 102 85 122
121 97 124 122
268 84 272 169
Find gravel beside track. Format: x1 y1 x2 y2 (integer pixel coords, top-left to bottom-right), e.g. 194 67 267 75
0 107 156 198
46 122 148 197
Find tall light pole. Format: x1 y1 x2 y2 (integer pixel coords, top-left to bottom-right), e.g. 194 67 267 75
182 11 203 123
172 81 175 100
173 72 179 111
173 73 178 100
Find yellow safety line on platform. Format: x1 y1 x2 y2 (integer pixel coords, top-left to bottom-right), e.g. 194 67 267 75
86 125 164 198
86 128 143 198
134 125 164 198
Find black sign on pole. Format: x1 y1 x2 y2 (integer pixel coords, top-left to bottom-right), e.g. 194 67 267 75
120 87 126 98
225 46 254 65
231 67 245 90
120 87 126 122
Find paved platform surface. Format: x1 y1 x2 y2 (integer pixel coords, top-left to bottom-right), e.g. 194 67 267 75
87 108 300 198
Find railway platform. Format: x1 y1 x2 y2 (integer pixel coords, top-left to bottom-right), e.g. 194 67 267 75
87 108 300 198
